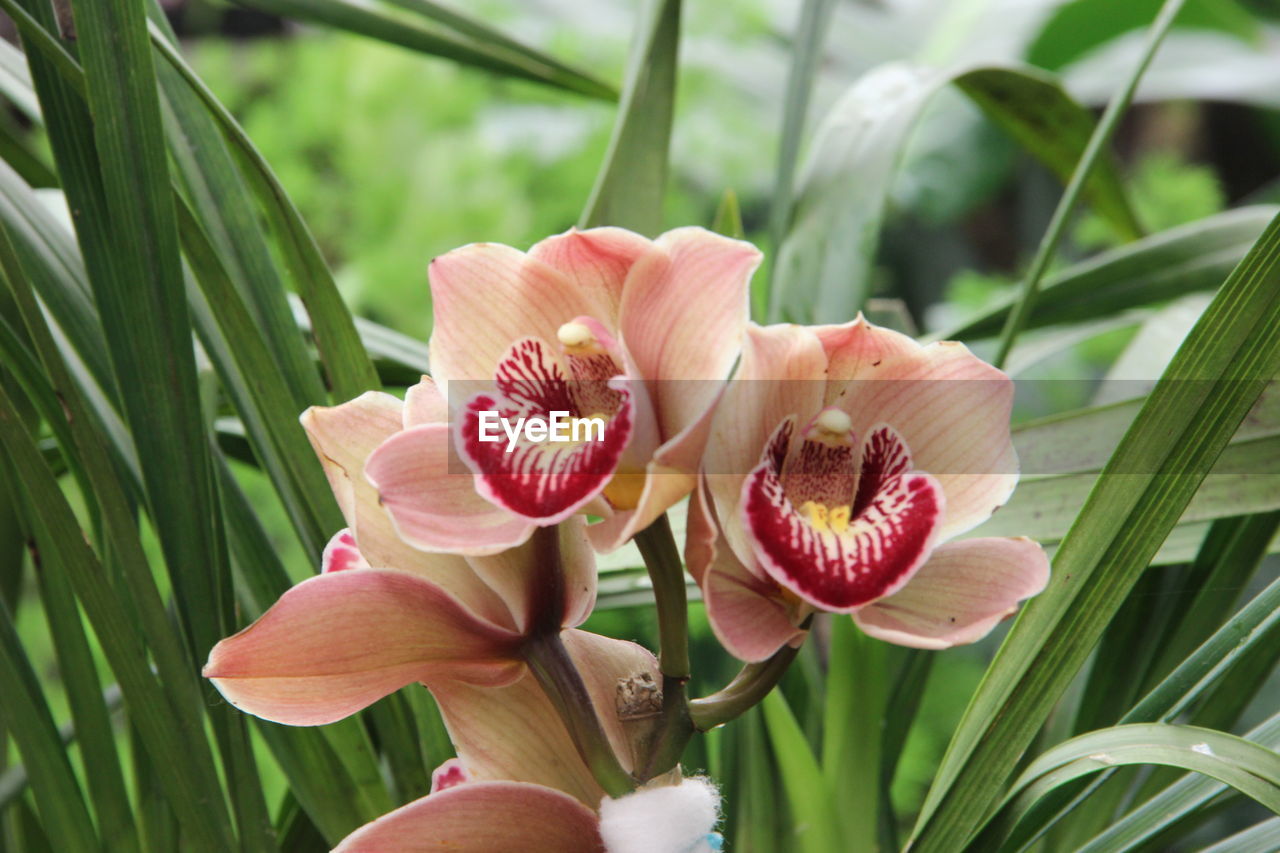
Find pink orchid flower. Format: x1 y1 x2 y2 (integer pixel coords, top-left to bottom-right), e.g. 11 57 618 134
203 387 600 723
365 227 761 554
687 319 1050 661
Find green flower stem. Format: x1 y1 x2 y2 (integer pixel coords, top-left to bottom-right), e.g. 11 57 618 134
688 638 804 731
631 513 695 780
634 514 691 679
524 632 636 799
992 0 1187 369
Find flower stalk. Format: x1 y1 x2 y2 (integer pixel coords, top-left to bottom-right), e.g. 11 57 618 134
631 512 697 779
688 634 806 731
524 631 636 799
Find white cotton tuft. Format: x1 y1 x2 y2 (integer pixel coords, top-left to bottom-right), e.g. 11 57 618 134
598 777 722 853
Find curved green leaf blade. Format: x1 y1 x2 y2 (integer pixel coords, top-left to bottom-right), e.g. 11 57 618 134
234 0 614 100
579 0 680 234
771 63 1142 323
910 207 1280 851
933 206 1277 341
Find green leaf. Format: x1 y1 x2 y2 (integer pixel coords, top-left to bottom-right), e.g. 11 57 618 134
1197 817 1280 853
234 0 615 100
761 690 841 853
579 0 680 234
0 382 235 851
820 617 886 852
765 0 836 318
19 507 138 852
1028 0 1260 70
986 570 1280 850
149 0 328 410
932 206 1276 341
910 207 1280 850
771 63 1142 323
985 723 1280 849
1071 713 1280 852
0 194 234 850
179 199 341 562
0 599 98 852
379 0 616 100
67 0 225 660
147 26 381 401
969 389 1280 546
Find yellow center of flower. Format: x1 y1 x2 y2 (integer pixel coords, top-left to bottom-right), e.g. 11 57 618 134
799 500 852 534
557 321 597 351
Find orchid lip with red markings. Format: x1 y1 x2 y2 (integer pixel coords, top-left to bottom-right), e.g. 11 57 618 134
456 318 635 523
742 410 945 613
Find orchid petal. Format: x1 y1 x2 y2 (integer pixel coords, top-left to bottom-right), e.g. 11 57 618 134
854 537 1050 648
203 570 522 726
687 481 807 661
300 391 403 535
528 227 654 326
304 393 516 624
431 631 658 806
402 375 449 428
463 521 598 634
814 315 920 393
321 528 369 573
429 758 469 793
333 782 603 853
620 228 759 450
428 241 614 385
365 422 536 554
831 339 1017 538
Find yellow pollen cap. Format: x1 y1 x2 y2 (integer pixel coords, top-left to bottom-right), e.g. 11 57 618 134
815 407 853 435
557 321 595 348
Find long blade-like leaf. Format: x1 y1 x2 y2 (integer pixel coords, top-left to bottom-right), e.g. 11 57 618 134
579 0 680 234
910 208 1280 850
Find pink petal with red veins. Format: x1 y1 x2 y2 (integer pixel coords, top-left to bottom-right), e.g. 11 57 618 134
402 375 449 428
457 337 633 523
428 241 615 385
321 528 369 573
365 422 536 555
332 782 603 853
429 758 469 794
304 394 515 625
702 324 828 559
432 631 657 806
203 570 523 726
619 228 759 444
832 339 1017 539
743 423 945 612
853 537 1050 648
528 228 655 327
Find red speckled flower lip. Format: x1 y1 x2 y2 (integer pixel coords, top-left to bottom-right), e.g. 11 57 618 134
742 412 944 612
457 320 635 524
